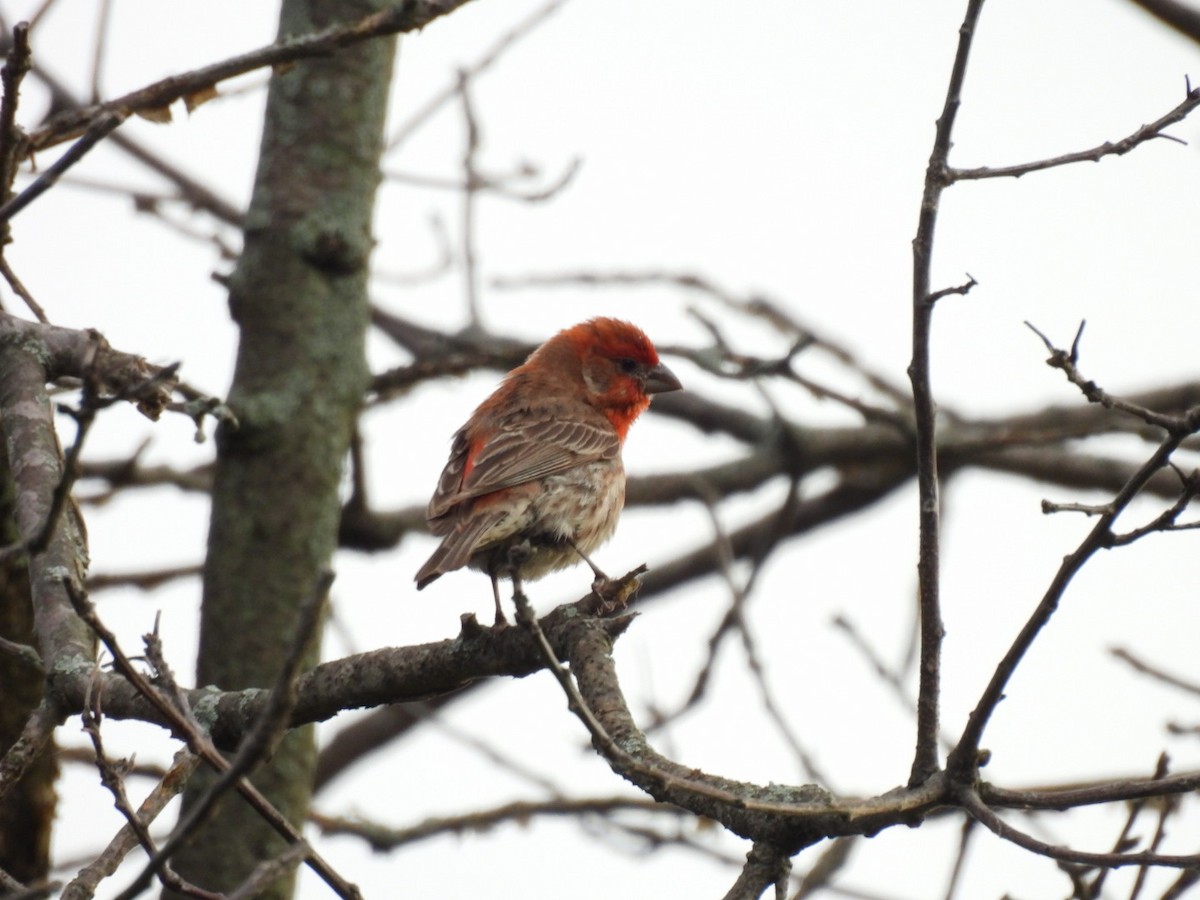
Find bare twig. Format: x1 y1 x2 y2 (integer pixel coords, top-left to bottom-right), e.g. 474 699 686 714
0 111 125 224
959 787 1200 870
372 215 453 286
386 0 570 150
1123 0 1200 44
792 836 856 899
1161 867 1200 899
0 871 56 899
226 844 309 900
384 157 581 202
722 841 790 900
1110 647 1200 696
116 572 339 898
0 23 51 323
79 679 215 898
950 81 1200 180
907 0 989 786
28 1 481 154
86 563 202 592
87 0 114 102
491 269 913 409
1026 321 1188 431
702 486 827 785
311 796 678 849
942 818 976 900
0 701 59 804
1088 753 1169 898
55 746 168 779
29 63 242 226
831 615 956 753
0 256 48 323
458 71 483 326
1107 465 1200 546
0 21 32 201
947 425 1200 781
1128 756 1175 900
63 586 361 900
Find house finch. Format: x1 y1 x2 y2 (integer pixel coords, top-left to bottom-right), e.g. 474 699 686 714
415 318 681 623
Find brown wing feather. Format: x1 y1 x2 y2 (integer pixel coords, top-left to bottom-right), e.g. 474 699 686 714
426 429 471 531
426 412 618 523
414 507 507 588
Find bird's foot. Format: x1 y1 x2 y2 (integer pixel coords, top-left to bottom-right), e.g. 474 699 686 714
589 564 648 615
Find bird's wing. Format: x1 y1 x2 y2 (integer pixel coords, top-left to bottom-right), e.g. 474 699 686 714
427 413 618 523
414 506 508 587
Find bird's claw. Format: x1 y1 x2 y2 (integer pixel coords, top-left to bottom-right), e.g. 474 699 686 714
589 564 647 615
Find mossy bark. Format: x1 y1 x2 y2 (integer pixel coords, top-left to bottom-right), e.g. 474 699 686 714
167 1 395 896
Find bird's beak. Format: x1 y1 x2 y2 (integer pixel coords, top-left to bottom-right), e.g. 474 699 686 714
643 362 682 394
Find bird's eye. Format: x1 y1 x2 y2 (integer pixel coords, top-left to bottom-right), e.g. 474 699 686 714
617 357 639 374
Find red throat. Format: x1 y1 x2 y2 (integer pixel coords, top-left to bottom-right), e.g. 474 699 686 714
604 395 651 442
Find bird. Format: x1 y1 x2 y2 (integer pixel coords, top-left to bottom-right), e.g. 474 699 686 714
414 318 681 623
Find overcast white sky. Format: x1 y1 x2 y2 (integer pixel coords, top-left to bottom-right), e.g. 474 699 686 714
9 1 1200 897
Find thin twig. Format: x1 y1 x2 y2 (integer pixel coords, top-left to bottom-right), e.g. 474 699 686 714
491 268 914 410
1126 0 1200 43
981 767 1200 812
1088 753 1168 897
79 677 216 898
226 843 310 900
949 81 1200 180
907 0 988 787
1127 755 1174 900
28 0 480 154
0 111 125 224
118 571 337 897
0 256 48 323
384 157 581 202
386 0 570 149
0 700 59 804
86 563 203 592
311 796 677 850
0 21 32 201
87 0 113 102
700 486 828 785
1026 321 1187 431
959 787 1200 869
947 426 1199 780
25 0 62 31
1110 647 1200 696
63 584 361 900
942 817 976 900
458 71 482 326
722 842 790 900
372 214 454 286
0 23 48 323
831 614 956 754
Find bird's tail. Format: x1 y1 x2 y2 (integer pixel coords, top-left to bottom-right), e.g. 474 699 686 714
414 512 503 589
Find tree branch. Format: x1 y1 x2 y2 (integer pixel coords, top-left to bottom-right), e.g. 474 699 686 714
27 1 480 154
950 82 1200 181
907 0 988 787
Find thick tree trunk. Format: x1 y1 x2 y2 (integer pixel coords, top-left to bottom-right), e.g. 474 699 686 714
167 1 395 896
0 461 55 886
